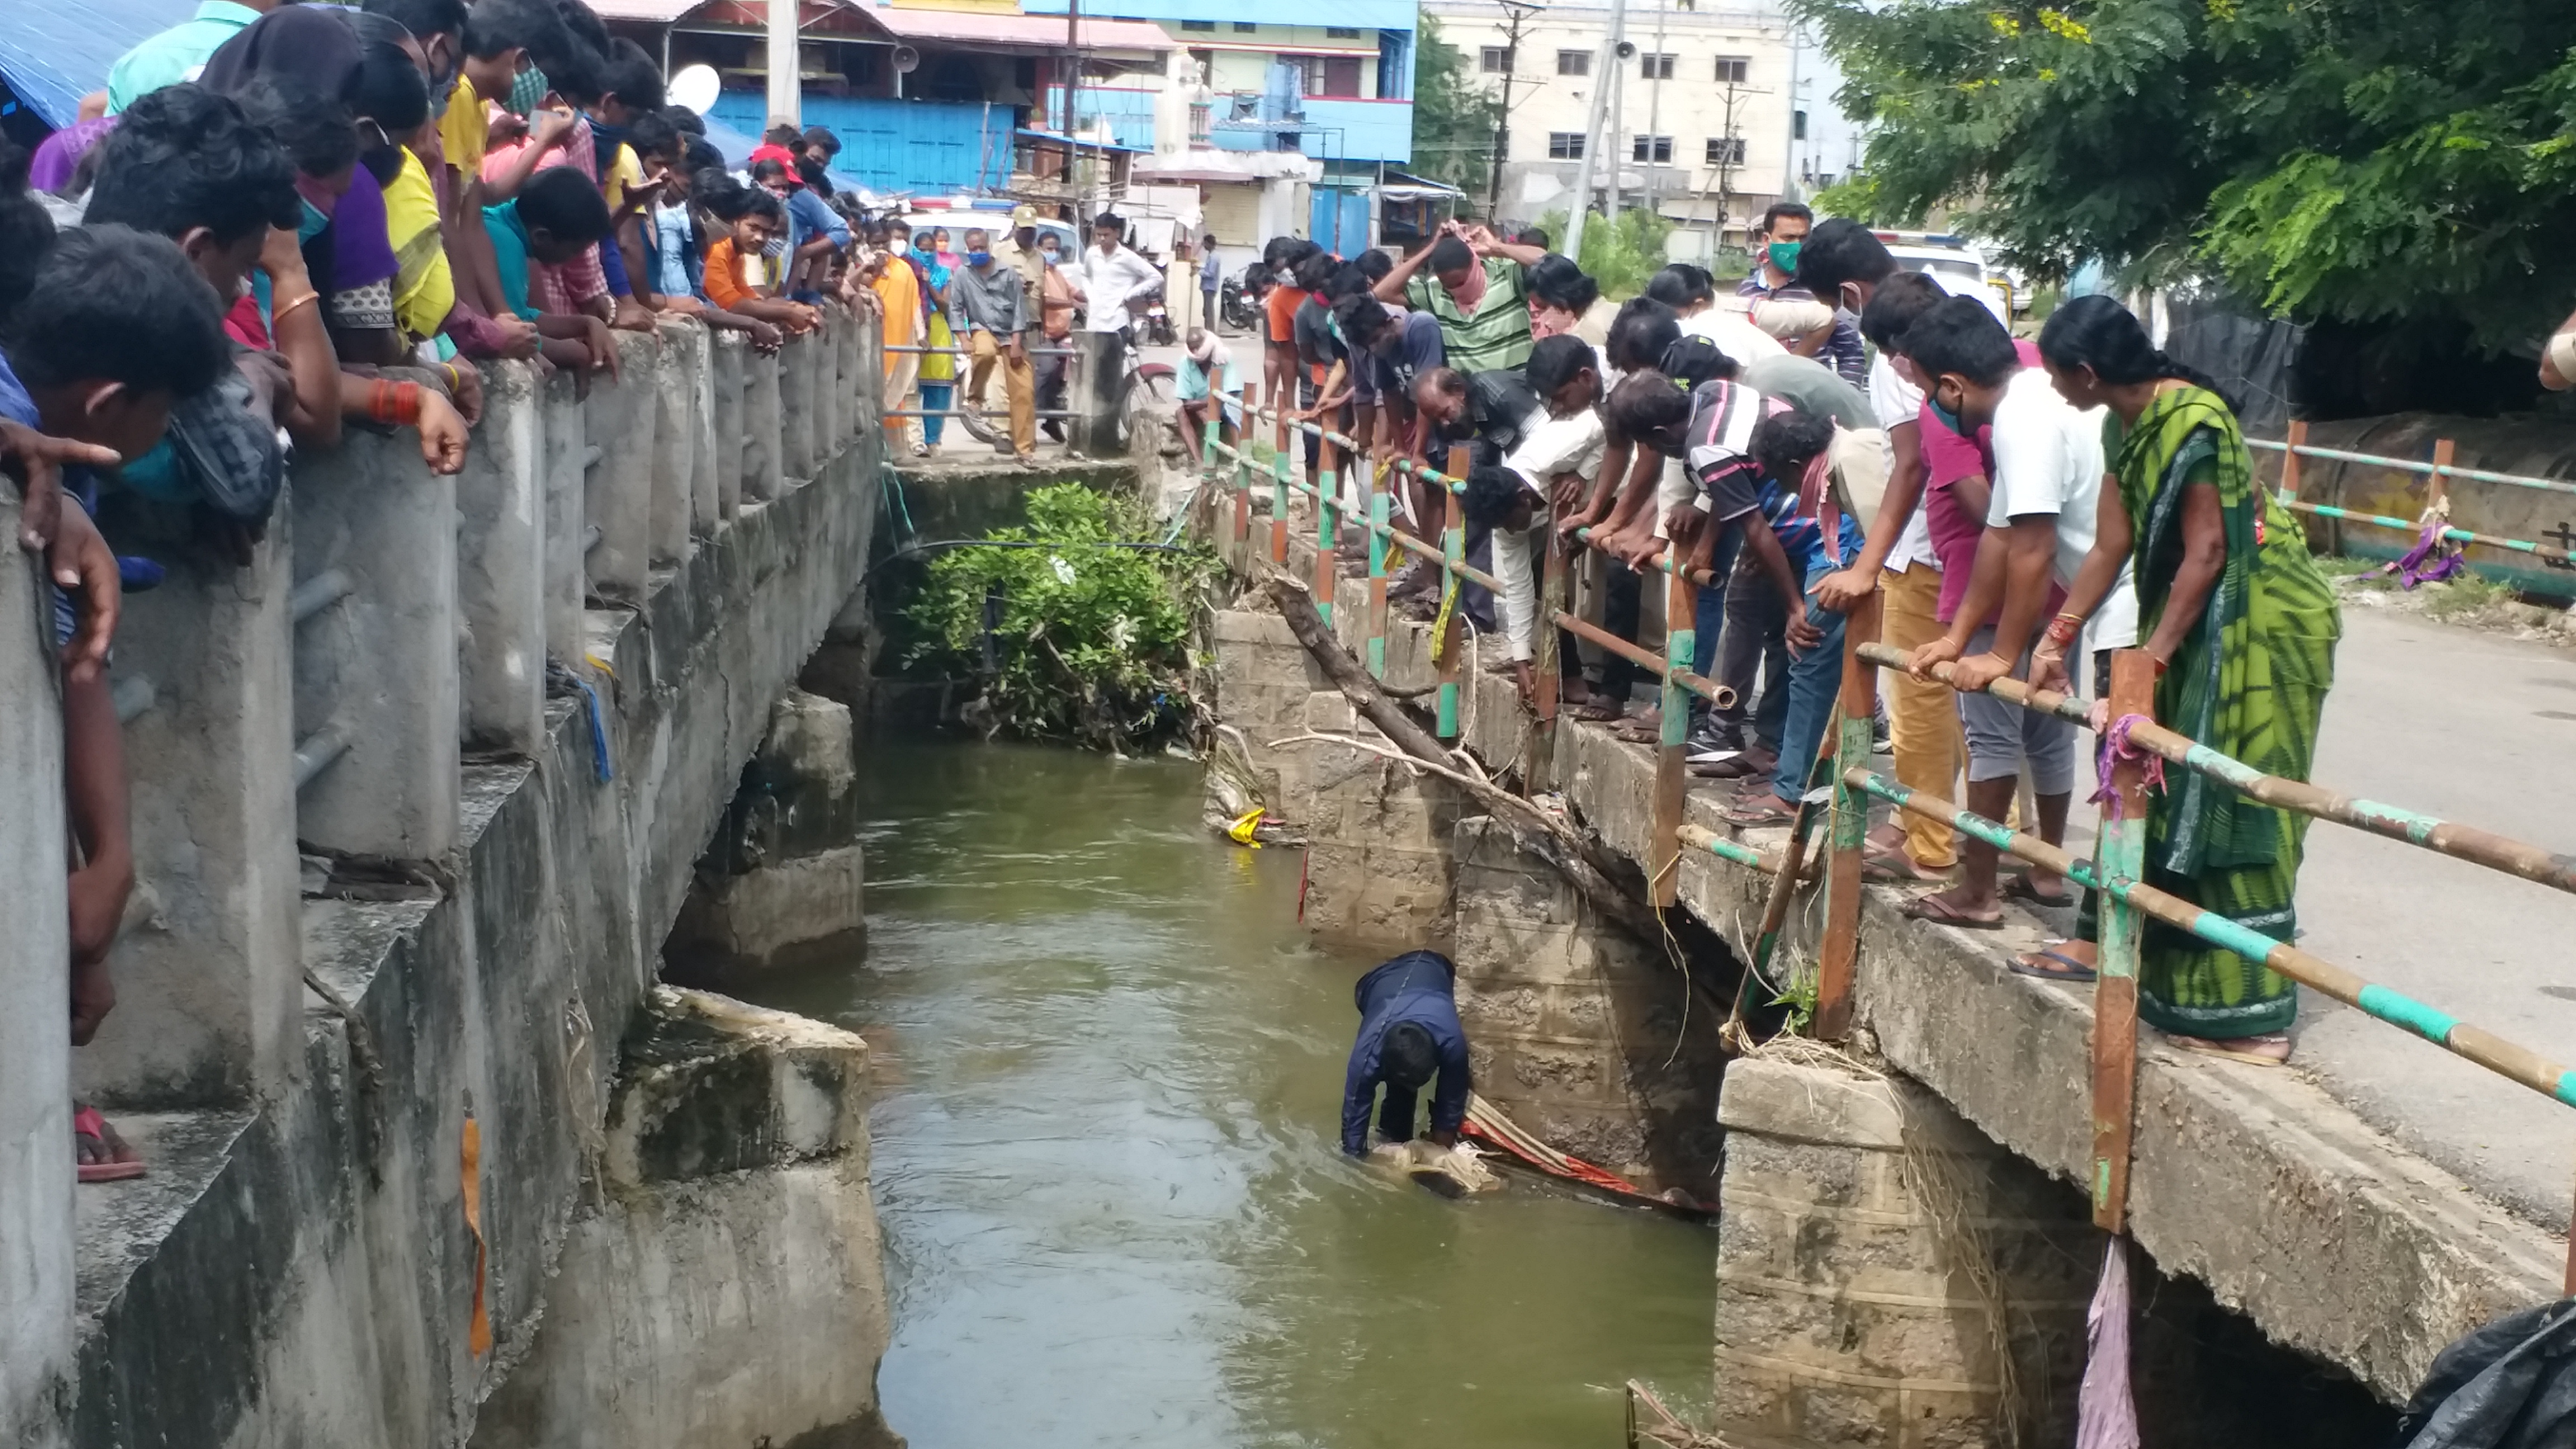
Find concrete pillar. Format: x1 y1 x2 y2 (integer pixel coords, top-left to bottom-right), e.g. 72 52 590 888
539 368 588 660
685 321 721 537
1294 689 1459 946
466 988 893 1449
79 493 301 1108
812 306 845 458
456 359 548 754
742 344 784 504
0 499 72 1449
584 330 660 607
1711 1055 2093 1446
708 331 745 524
649 316 701 566
778 328 817 482
667 689 864 975
292 430 462 859
1072 329 1124 458
1450 815 1726 1199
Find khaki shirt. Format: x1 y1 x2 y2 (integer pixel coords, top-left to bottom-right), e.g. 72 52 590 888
997 235 1045 307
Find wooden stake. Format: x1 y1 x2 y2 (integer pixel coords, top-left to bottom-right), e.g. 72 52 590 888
2428 435 2455 517
2280 418 2307 506
1269 389 1292 566
1313 437 1339 627
2091 649 2153 1234
1813 591 1881 1041
1650 558 1693 907
1436 444 1470 740
1365 442 1390 678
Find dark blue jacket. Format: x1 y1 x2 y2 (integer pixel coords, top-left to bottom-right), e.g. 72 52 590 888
1342 950 1471 1156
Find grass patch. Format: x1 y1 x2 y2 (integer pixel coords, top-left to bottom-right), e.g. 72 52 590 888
2421 570 2515 623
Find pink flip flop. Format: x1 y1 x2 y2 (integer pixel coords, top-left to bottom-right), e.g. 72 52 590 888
74 1105 145 1183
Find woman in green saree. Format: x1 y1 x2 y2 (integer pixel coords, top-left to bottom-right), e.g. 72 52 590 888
2028 296 2341 1065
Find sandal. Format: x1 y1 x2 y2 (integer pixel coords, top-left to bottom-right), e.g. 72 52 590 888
1900 891 2005 930
1865 843 1952 883
2009 945 2098 983
1571 703 1625 723
1722 792 1798 827
1689 754 1756 779
2160 1030 2291 1067
74 1104 145 1183
2002 872 2075 909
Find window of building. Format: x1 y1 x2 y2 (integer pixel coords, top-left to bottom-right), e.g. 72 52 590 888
1294 53 1365 97
1632 134 1673 163
1234 21 1257 31
1556 49 1590 75
1180 18 1215 31
1479 45 1513 73
1713 55 1749 83
1640 51 1675 80
1325 26 1362 37
1549 131 1586 160
1706 135 1746 165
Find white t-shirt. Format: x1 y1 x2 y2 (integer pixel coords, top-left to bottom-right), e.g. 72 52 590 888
1682 307 1787 366
1867 352 1936 574
1981 368 2137 650
1492 411 1606 663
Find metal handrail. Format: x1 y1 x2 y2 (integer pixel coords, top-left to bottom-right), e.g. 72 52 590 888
2247 435 2576 499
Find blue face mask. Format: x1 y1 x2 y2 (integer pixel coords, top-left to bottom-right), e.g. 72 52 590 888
297 197 330 244
965 250 992 268
1927 386 1966 437
1041 252 1058 267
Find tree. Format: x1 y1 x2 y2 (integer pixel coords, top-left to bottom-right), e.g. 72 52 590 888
1794 0 2576 353
1410 16 1503 197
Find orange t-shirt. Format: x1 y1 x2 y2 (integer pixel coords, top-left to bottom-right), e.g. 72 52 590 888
1265 284 1306 345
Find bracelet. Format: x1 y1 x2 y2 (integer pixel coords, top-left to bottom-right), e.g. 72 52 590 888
2043 612 2083 647
439 363 462 392
392 381 423 427
367 378 394 425
272 290 320 325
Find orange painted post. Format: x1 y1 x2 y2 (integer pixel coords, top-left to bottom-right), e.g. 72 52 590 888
1528 527 1566 789
1232 382 1256 561
2280 418 2307 506
2428 436 2455 517
1435 444 1470 739
1813 592 1882 1041
1649 557 1693 907
2091 650 2154 1233
1365 443 1391 678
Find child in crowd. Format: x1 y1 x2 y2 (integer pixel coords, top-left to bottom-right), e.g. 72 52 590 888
484 166 624 392
697 176 817 334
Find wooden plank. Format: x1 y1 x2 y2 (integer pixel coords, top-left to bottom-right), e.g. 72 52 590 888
2091 648 2154 1233
1813 591 1881 1041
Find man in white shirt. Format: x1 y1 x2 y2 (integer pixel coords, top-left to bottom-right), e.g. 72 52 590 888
1800 224 2016 879
1465 336 1607 704
1898 296 2113 928
1080 210 1166 336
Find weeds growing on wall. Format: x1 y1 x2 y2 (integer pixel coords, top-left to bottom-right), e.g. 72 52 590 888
903 485 1215 749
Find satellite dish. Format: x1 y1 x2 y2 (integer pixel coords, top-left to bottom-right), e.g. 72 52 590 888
891 45 921 74
667 63 719 116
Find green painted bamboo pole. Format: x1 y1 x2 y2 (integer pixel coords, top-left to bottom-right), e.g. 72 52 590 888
1845 768 2576 1111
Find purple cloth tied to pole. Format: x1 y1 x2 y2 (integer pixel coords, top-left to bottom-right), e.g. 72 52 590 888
2090 712 2167 822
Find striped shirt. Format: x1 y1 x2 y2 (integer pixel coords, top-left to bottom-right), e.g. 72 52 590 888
1405 257 1533 373
1686 380 1863 575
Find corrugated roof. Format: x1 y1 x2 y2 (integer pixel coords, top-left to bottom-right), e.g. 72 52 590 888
868 6 1172 51
0 0 196 127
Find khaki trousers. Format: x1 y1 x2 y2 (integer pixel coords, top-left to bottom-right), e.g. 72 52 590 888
968 330 1036 456
1882 560 1964 869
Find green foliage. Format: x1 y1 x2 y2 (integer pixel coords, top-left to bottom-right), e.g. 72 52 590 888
1792 0 2576 350
1538 207 1677 300
1410 16 1503 196
902 486 1214 747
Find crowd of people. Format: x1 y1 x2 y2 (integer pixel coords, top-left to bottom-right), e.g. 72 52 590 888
1231 205 2338 1081
5 0 1173 1181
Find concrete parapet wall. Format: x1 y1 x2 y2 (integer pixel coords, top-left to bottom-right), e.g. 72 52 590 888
7 306 886 1448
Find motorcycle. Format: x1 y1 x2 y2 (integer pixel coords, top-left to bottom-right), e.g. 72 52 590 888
1220 264 1266 335
1142 290 1176 348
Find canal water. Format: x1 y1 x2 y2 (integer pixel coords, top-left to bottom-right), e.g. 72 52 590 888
742 741 1716 1448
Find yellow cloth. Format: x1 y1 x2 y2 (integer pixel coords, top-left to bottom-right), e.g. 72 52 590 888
603 142 642 210
1882 560 1964 869
922 307 957 383
874 257 923 356
385 147 456 345
440 74 488 177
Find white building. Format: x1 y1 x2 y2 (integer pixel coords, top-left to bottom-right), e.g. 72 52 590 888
1423 0 1801 257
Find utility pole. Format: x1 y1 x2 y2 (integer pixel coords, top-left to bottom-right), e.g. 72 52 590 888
1559 0 1622 263
1485 0 1540 220
1602 1 1628 225
1642 0 1666 222
1780 18 1801 203
1065 0 1086 216
764 0 798 128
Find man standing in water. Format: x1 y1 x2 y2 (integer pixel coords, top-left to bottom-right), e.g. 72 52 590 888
1341 950 1471 1156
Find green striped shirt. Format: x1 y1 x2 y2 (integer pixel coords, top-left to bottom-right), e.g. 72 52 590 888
1405 257 1533 373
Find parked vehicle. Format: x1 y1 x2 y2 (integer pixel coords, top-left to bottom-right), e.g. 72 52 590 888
1220 264 1267 335
1876 229 2023 317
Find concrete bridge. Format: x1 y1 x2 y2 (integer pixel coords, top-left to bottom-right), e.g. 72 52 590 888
1202 476 2574 1440
1 312 896 1447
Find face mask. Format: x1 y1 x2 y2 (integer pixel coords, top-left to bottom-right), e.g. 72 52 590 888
1041 253 1058 267
506 63 547 117
297 197 331 244
1928 385 1966 437
965 250 992 268
1767 240 1802 273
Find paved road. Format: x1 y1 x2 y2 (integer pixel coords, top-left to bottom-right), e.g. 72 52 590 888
2285 603 2576 1230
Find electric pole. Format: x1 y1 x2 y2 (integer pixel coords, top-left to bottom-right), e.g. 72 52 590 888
765 0 798 127
1485 1 1540 220
1602 0 1627 225
1564 0 1627 258
1066 0 1085 213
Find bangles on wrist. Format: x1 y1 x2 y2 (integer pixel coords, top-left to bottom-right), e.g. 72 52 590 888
2042 611 2084 648
367 378 424 427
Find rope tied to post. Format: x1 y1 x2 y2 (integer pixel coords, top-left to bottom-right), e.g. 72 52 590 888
2090 713 2166 822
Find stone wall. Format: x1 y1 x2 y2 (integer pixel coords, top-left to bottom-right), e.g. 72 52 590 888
4 305 888 1448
